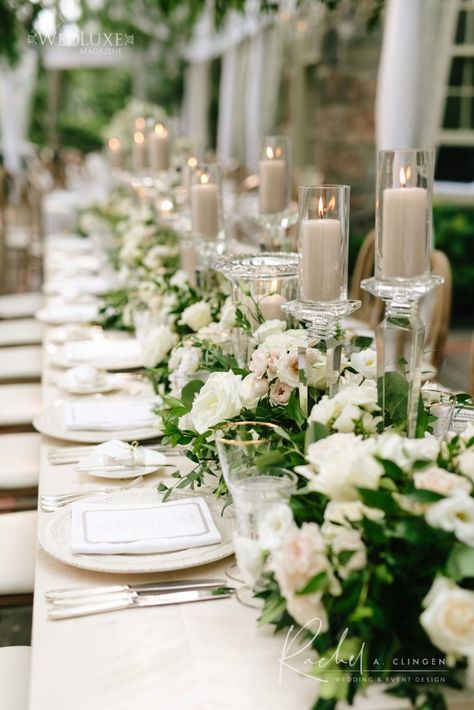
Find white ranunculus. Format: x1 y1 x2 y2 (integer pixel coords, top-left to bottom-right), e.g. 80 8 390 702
254 319 286 343
141 325 177 368
298 434 382 501
414 467 472 497
187 371 243 433
240 373 269 409
376 432 440 471
180 301 213 332
459 450 474 480
276 350 299 388
349 348 377 379
258 504 295 551
421 577 474 660
425 492 474 546
170 270 189 288
234 534 265 587
310 395 339 426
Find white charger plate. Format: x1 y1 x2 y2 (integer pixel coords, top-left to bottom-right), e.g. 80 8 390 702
39 489 234 574
33 405 160 443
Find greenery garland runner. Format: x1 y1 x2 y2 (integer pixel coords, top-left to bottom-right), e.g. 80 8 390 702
79 190 474 710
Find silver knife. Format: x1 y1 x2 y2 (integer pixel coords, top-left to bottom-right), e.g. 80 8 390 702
45 578 228 602
48 587 235 620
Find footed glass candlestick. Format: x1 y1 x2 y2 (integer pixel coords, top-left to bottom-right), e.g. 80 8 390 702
362 148 442 437
283 185 360 414
258 136 298 251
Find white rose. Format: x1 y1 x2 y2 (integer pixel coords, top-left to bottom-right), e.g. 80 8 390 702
310 396 339 426
234 534 265 587
180 301 213 331
297 434 382 501
143 245 165 270
349 348 377 379
336 381 378 410
460 421 474 445
264 329 307 354
254 319 286 343
170 270 189 288
286 593 329 634
414 467 472 497
425 492 474 546
332 403 361 433
240 373 269 409
187 371 243 433
376 432 440 471
459 451 474 480
269 379 292 406
327 526 367 579
276 350 299 388
219 302 236 331
249 345 268 379
258 504 295 551
141 325 177 368
306 348 328 390
421 577 474 660
323 500 384 527
198 324 229 346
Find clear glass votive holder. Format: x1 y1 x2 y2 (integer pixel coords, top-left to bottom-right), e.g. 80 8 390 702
215 421 296 538
189 162 224 242
215 421 282 488
259 135 291 220
297 185 350 305
376 149 435 284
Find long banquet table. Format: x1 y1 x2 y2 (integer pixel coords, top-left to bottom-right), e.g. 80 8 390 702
27 235 470 710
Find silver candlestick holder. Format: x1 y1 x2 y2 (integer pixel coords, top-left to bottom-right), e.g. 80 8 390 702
362 148 441 438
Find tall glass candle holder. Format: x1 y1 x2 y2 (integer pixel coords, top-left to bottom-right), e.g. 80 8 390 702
259 136 297 251
189 162 226 289
362 149 442 437
148 121 171 174
213 253 298 367
283 185 360 414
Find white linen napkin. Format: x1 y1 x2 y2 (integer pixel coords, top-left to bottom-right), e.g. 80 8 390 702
78 440 166 469
70 497 222 554
64 400 155 431
65 365 106 388
63 339 141 366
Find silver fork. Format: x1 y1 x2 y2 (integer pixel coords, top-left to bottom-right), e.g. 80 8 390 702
40 476 144 512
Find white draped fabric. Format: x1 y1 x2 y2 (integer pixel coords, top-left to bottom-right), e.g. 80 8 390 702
375 0 447 150
181 62 211 160
0 51 38 172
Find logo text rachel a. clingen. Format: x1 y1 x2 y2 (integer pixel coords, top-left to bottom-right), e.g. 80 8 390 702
278 618 447 684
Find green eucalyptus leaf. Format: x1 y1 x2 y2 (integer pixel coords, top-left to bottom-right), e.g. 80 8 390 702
296 571 328 595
